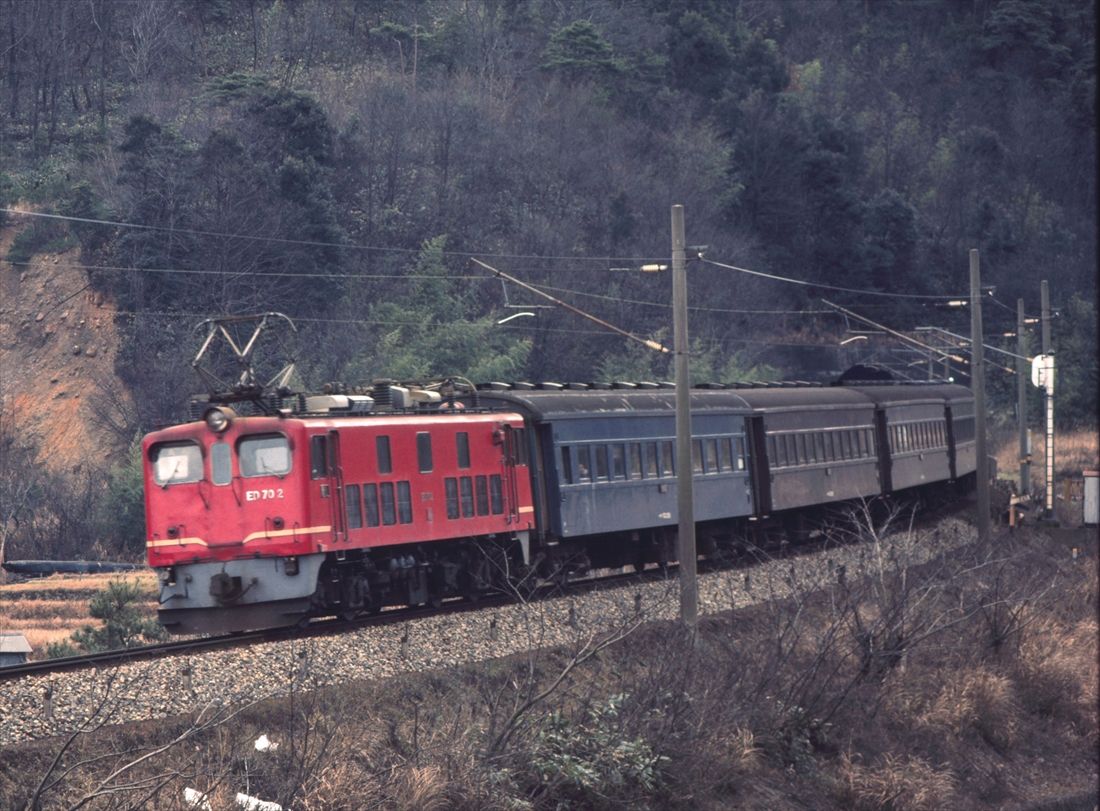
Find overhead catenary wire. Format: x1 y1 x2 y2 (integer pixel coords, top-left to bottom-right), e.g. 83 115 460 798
6 257 838 319
702 257 980 300
0 207 664 264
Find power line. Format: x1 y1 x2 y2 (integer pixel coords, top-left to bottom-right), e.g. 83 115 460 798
702 257 977 300
0 207 663 264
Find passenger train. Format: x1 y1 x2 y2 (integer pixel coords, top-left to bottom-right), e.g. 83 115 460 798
144 375 976 634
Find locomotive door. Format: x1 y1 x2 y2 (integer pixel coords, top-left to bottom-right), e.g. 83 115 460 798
501 425 521 524
327 431 348 543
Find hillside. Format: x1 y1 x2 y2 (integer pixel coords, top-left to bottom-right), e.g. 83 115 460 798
0 218 132 473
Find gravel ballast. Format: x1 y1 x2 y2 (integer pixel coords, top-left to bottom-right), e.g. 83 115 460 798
0 518 978 747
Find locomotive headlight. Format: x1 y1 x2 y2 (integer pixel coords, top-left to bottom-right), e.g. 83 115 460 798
204 406 235 433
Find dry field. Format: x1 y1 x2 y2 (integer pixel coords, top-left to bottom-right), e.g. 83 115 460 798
0 571 157 658
994 426 1099 496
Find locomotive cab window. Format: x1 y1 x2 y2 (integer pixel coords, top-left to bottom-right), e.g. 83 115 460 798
239 434 291 477
376 436 392 474
151 442 203 485
456 432 471 469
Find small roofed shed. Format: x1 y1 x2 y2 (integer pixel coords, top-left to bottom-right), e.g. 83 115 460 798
0 632 32 666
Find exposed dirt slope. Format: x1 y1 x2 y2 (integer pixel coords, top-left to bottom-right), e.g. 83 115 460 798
0 219 132 473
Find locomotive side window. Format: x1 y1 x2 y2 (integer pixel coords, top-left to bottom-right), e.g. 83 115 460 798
211 441 232 485
376 436 392 474
151 442 202 485
460 477 475 517
456 432 471 469
346 484 363 529
380 482 396 525
490 475 504 514
476 476 490 515
445 478 460 518
397 481 413 523
239 435 291 477
310 436 327 479
417 433 433 473
364 484 380 527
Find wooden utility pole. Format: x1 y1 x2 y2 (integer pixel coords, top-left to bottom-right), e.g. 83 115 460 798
970 249 991 543
671 204 697 633
1016 298 1029 496
1041 279 1054 515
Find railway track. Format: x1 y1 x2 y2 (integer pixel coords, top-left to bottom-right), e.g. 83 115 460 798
0 496 971 684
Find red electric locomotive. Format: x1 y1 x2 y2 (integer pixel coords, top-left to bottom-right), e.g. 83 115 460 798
145 396 534 634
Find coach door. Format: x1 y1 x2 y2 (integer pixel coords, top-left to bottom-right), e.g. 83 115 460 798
747 416 772 516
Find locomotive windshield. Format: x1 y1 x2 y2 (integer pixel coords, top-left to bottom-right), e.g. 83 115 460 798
239 434 292 477
151 442 203 485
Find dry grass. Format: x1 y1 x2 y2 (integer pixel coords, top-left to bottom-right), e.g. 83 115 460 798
1014 614 1099 738
389 765 451 811
0 571 157 597
838 753 957 811
0 574 157 659
994 427 1099 489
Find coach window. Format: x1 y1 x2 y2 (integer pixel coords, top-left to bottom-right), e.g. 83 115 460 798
239 434 291 477
856 430 867 458
364 484 380 527
417 433 433 473
445 478 460 519
691 440 703 474
397 481 413 524
151 442 203 486
660 441 675 476
629 443 642 479
594 446 609 480
211 441 232 485
735 436 747 470
376 436 392 474
797 434 809 465
490 475 504 514
577 446 592 481
718 438 731 472
837 431 850 460
611 445 626 479
646 443 659 477
380 482 396 525
476 476 490 516
561 447 574 484
456 432 471 469
346 484 363 529
705 439 719 473
460 476 475 517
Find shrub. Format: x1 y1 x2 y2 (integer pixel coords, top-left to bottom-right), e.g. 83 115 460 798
68 579 165 652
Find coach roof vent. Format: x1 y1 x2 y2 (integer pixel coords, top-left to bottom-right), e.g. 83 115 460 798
538 382 565 390
478 382 512 391
635 381 659 389
512 381 535 390
612 381 638 389
565 382 589 390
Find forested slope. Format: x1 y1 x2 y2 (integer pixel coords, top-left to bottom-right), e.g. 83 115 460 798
1 0 1095 431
